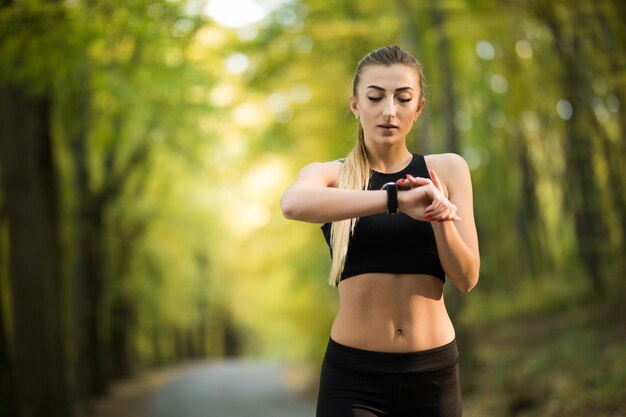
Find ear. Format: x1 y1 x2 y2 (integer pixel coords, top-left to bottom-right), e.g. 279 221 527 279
349 96 358 117
414 97 425 120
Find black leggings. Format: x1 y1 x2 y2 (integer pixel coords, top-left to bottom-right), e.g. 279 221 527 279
316 338 462 417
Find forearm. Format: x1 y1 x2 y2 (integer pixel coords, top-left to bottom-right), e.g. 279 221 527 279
280 186 387 223
431 221 480 292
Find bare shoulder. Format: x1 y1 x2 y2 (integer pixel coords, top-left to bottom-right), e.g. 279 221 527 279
424 153 472 197
424 152 469 176
295 159 343 187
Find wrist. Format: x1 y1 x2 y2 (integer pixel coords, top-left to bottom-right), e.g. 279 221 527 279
381 182 399 214
430 219 455 231
397 188 409 213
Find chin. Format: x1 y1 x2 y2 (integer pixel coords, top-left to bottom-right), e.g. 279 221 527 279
379 130 402 139
372 136 401 146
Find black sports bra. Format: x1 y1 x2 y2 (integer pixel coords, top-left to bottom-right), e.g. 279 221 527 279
321 154 445 282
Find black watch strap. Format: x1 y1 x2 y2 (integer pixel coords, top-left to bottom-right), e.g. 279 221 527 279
381 182 399 214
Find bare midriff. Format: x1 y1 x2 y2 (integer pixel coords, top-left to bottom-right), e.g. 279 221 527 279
330 273 455 353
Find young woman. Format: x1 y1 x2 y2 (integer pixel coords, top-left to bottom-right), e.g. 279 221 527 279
281 45 480 417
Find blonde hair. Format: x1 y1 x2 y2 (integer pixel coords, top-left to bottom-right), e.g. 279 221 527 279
328 45 425 286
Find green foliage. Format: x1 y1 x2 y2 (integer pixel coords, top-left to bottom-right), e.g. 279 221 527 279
464 298 626 416
1 0 624 412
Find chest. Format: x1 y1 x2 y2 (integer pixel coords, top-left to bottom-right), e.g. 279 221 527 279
349 212 438 254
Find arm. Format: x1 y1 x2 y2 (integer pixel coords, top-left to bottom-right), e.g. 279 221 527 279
280 161 388 224
429 154 480 292
400 154 480 292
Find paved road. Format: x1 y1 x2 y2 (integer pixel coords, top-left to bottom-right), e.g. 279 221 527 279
145 361 317 417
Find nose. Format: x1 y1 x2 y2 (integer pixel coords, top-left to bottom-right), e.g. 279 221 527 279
382 97 396 119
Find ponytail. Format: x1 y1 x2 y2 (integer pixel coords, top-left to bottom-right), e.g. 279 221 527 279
327 125 370 286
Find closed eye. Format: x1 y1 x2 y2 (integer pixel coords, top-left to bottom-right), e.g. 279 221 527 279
367 96 413 103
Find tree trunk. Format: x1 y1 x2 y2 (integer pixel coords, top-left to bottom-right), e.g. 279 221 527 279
0 85 72 417
221 309 240 358
503 51 550 278
110 295 135 379
432 1 460 154
393 0 433 153
538 5 606 293
67 67 109 398
74 167 109 398
0 186 18 417
514 127 536 276
108 174 150 379
0 241 18 417
591 1 626 278
151 328 163 366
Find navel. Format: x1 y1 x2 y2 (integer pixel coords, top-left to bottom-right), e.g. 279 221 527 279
396 328 404 336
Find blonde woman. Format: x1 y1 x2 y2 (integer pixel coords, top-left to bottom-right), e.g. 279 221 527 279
281 45 479 417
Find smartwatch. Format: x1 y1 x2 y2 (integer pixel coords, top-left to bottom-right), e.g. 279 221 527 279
381 182 399 214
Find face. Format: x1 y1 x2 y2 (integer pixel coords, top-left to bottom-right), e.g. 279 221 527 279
350 64 424 147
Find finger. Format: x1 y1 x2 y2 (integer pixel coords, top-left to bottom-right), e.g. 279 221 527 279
427 212 453 222
436 207 452 220
440 206 461 221
428 202 455 219
424 211 441 222
397 176 427 184
443 205 456 219
425 206 443 217
425 199 443 214
406 175 432 186
430 206 453 221
429 168 444 192
439 214 462 222
401 178 434 191
397 178 423 190
424 205 436 216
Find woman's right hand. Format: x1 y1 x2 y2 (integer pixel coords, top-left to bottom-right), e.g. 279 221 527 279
396 172 461 222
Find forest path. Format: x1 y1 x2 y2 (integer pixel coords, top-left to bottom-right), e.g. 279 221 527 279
77 360 317 417
145 360 317 417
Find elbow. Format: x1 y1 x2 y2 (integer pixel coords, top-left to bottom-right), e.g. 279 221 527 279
280 194 301 220
452 264 480 293
282 207 298 220
280 200 296 220
457 275 479 293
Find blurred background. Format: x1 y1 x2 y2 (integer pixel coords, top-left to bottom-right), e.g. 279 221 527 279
1 0 625 416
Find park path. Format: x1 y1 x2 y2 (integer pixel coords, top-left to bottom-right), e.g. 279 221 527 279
76 360 317 417
144 360 317 417
78 359 490 417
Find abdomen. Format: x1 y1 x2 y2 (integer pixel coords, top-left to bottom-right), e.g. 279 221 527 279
330 273 455 353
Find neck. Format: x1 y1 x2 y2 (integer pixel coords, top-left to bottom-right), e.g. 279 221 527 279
366 142 413 173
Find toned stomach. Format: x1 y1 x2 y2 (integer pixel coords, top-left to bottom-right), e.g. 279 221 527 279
330 273 455 353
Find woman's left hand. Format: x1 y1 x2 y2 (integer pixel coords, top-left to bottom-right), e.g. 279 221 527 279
397 168 461 222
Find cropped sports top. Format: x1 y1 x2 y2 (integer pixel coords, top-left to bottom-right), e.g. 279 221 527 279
321 154 445 282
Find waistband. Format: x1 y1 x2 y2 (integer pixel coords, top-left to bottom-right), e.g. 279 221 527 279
324 337 459 374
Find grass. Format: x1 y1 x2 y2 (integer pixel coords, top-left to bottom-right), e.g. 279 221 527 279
461 280 626 417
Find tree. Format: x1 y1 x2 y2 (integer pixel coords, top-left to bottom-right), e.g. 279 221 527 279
0 87 71 416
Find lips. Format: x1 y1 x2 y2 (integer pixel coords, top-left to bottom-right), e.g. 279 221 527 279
378 123 399 129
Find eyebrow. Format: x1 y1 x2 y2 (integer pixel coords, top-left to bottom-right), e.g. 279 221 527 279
366 85 414 92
